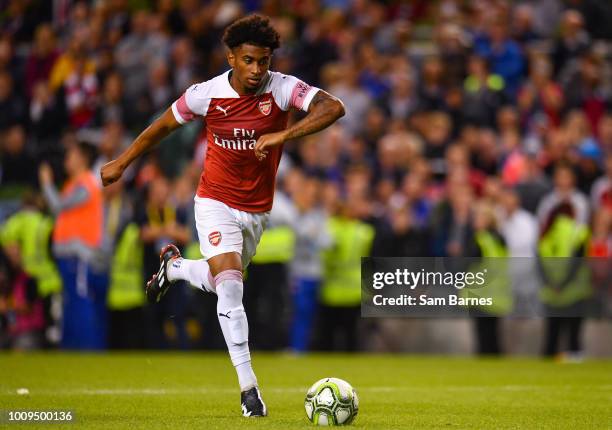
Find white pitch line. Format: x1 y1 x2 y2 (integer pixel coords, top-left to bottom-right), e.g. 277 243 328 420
2 385 609 396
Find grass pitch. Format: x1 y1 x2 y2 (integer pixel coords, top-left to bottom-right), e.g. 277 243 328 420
0 352 610 429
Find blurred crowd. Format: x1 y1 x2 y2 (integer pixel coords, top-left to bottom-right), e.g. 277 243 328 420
1 0 611 356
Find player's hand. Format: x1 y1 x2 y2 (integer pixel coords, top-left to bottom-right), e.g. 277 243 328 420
254 131 287 161
100 159 125 186
38 162 54 185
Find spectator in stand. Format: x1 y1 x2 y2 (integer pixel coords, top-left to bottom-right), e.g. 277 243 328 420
0 125 37 193
418 56 447 111
400 171 433 229
0 71 26 130
372 197 430 258
422 111 453 174
24 24 59 99
445 144 486 196
597 113 612 153
512 4 541 45
551 10 590 80
463 55 506 127
564 51 609 134
114 10 168 102
518 55 564 129
49 28 98 129
171 37 196 94
575 138 603 194
499 187 539 257
588 208 612 257
474 15 525 98
591 154 612 212
497 105 521 135
431 182 478 258
148 61 173 113
91 121 132 185
326 62 372 137
49 28 94 92
435 23 470 88
29 80 67 151
94 72 132 130
537 163 590 227
383 67 418 121
499 187 541 316
0 35 21 91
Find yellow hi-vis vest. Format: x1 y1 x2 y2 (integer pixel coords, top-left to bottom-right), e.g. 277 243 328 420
251 226 295 264
0 210 62 296
538 216 591 307
107 223 145 310
185 242 203 260
463 230 512 316
320 217 375 307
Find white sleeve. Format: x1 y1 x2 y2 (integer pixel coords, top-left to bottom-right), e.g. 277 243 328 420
171 82 212 124
273 73 320 112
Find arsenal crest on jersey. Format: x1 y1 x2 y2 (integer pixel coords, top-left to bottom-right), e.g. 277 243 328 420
258 99 272 116
208 231 222 246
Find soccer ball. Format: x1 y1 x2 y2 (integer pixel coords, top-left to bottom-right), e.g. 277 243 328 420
304 377 359 426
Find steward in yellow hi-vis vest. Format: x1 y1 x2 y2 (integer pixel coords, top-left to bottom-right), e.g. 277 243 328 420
1 194 63 347
104 179 149 349
0 204 62 298
464 230 513 317
321 216 375 307
107 223 145 310
251 226 295 264
538 215 591 307
466 202 509 355
537 201 590 357
244 225 295 350
316 208 374 352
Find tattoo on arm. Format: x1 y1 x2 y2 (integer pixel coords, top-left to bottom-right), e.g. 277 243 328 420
309 91 330 109
283 90 345 141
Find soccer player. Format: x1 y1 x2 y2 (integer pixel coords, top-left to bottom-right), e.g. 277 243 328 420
100 15 344 417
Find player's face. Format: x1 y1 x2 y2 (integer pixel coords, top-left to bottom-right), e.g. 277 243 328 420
227 44 272 93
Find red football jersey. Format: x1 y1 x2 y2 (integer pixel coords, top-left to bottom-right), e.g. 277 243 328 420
172 70 319 212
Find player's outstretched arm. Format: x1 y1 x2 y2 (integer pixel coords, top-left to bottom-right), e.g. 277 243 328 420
254 90 344 160
100 107 181 186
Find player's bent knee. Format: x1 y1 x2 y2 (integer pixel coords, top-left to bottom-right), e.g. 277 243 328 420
215 269 242 284
215 269 243 301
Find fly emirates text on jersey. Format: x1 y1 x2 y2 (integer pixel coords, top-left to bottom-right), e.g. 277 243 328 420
213 128 257 150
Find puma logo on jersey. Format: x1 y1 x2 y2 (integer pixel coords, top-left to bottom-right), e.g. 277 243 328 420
218 310 231 319
215 105 230 116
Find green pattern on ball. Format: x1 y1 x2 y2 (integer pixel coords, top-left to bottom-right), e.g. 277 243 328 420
304 378 358 426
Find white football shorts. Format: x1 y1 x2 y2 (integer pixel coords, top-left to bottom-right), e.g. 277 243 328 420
194 196 270 269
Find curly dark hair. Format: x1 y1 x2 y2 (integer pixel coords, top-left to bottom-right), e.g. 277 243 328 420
222 14 280 51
